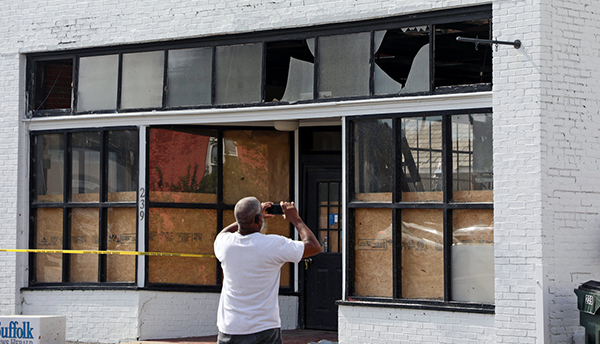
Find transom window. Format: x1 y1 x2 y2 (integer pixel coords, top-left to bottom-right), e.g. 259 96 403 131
346 109 494 311
26 5 491 116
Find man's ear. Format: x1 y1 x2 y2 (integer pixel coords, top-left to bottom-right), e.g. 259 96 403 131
255 214 260 224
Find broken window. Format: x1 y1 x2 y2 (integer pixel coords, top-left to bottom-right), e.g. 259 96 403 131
33 59 73 112
167 47 213 107
434 19 492 90
317 32 371 98
215 43 263 105
374 27 430 95
121 51 164 109
265 40 315 102
77 54 118 112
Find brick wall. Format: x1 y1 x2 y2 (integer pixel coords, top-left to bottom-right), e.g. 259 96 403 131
339 306 495 344
493 0 600 343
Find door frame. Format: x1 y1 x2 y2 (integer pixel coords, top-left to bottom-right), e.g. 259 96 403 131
297 126 342 329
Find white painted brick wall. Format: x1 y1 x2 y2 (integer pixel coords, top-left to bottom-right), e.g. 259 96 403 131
493 0 600 343
339 306 495 344
22 290 140 343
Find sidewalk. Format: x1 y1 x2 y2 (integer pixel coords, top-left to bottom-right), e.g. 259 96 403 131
123 329 338 344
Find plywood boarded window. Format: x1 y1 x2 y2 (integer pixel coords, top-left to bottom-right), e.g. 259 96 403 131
30 129 138 286
348 110 494 307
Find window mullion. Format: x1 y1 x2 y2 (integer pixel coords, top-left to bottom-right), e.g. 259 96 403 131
98 130 108 282
442 115 452 302
63 132 73 283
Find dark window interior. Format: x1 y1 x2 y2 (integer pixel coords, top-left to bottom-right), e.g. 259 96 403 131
265 40 315 102
434 19 492 89
33 59 73 111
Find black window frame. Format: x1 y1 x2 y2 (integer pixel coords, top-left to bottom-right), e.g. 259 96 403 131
28 127 139 289
25 5 492 117
342 108 495 313
143 125 297 294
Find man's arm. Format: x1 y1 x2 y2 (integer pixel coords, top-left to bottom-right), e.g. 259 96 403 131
219 222 238 235
281 201 321 258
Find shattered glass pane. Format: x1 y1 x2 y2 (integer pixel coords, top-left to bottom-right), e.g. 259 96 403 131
317 32 370 98
374 27 430 95
77 55 118 111
265 40 314 103
121 51 164 109
215 43 262 105
167 47 213 107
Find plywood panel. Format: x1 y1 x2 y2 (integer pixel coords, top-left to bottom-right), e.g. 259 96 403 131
107 208 137 282
223 130 289 204
354 192 392 202
108 191 137 202
70 208 99 282
453 209 494 244
354 208 393 298
402 191 443 202
148 208 217 285
453 190 493 203
401 209 444 300
35 208 63 283
150 191 217 204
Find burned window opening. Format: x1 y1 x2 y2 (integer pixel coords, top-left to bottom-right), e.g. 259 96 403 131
434 19 492 89
33 59 73 112
374 27 430 95
265 40 315 103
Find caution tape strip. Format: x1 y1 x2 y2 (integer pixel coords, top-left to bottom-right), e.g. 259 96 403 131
0 248 215 258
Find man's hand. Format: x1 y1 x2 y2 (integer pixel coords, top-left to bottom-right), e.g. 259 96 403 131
262 202 275 219
280 201 321 258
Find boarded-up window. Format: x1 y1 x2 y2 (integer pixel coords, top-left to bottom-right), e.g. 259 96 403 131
348 111 493 304
30 129 138 286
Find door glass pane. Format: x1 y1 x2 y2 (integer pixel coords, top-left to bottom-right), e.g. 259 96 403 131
149 128 218 203
77 54 118 111
148 208 217 285
107 208 137 282
167 47 212 107
452 209 494 303
401 209 444 299
223 130 290 204
33 134 64 203
401 116 443 202
353 119 392 202
354 208 392 297
435 19 492 89
121 51 164 109
108 130 138 202
318 32 370 98
374 27 430 95
72 132 101 202
35 208 63 283
70 208 99 283
215 43 262 105
452 113 493 202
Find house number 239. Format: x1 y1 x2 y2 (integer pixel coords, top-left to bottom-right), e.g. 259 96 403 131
139 187 145 221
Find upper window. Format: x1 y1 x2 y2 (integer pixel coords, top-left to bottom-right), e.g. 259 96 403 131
347 109 494 310
26 5 491 116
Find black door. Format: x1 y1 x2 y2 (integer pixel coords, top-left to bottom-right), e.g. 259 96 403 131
302 167 342 331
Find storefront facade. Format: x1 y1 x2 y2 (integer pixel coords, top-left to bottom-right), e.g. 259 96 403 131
1 0 600 343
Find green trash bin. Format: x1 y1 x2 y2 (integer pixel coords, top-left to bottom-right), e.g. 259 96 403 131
575 280 600 344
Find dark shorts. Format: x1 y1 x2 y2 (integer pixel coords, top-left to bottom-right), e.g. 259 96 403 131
217 328 282 344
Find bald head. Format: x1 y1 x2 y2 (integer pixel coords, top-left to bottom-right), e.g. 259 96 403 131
234 197 262 227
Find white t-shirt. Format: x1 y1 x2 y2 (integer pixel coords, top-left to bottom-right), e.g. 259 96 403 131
214 231 304 335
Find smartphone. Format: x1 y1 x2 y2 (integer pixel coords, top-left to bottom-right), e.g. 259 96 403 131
266 204 284 215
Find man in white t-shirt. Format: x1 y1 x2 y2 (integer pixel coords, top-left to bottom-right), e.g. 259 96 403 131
214 197 321 344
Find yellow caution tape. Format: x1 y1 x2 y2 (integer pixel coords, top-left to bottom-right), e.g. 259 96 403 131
0 248 215 258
